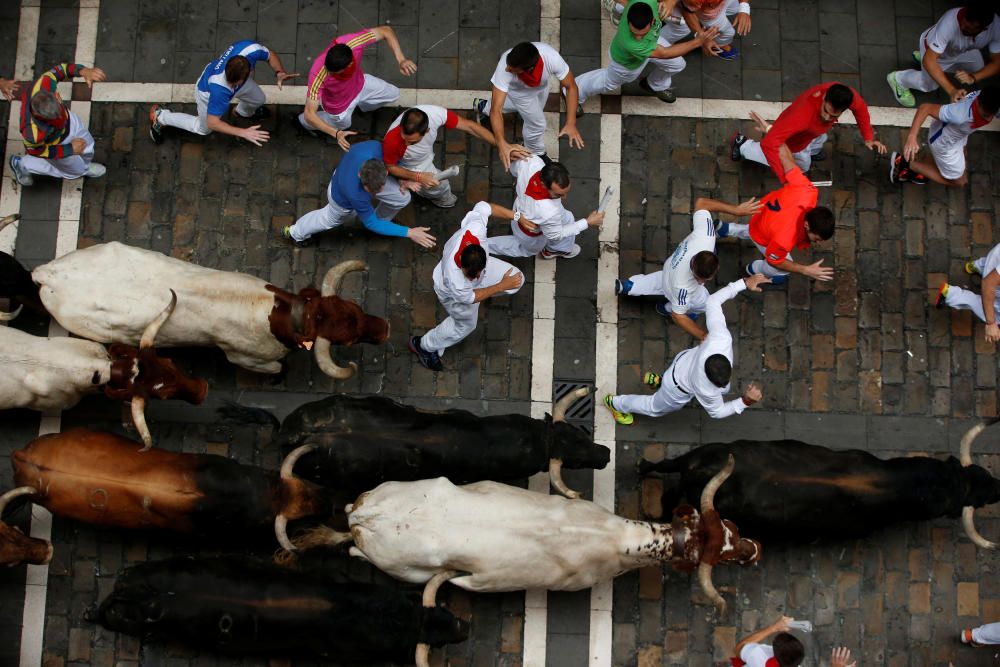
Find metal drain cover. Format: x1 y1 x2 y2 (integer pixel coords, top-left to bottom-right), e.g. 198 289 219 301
553 380 595 436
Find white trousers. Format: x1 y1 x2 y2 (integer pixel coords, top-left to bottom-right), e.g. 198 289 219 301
944 284 1000 323
726 225 791 278
298 74 400 131
739 133 828 173
660 0 740 46
489 210 578 258
896 31 985 92
421 258 523 356
159 79 266 135
576 41 684 104
972 622 1000 645
628 270 709 313
484 84 548 155
401 155 454 205
612 352 692 416
20 112 94 179
287 178 410 242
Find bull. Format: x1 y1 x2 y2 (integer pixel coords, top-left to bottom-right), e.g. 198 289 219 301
227 387 609 498
0 291 207 449
10 242 388 380
285 457 762 613
638 421 1000 548
87 556 468 666
0 487 53 566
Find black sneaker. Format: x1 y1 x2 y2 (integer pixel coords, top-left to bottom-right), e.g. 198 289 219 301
235 106 271 121
730 130 746 161
638 77 676 103
408 336 443 371
149 105 165 145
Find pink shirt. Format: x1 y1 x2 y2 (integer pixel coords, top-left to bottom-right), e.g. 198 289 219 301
307 29 378 115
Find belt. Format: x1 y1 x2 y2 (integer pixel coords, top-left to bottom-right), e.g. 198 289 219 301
517 218 543 237
670 349 691 395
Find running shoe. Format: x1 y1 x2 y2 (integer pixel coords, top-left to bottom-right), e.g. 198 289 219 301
729 130 746 162
643 372 662 389
540 244 581 259
85 163 106 178
718 46 740 61
472 97 488 124
615 278 633 296
408 336 444 372
281 225 312 248
934 283 949 308
961 629 984 647
8 155 32 186
601 0 623 25
654 300 671 318
149 105 165 144
603 394 633 425
886 71 916 108
965 261 980 275
638 77 676 103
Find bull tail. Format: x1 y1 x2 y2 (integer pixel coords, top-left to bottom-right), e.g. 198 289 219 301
216 401 281 431
0 250 44 316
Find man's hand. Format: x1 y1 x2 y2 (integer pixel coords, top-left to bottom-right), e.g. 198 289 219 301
416 172 441 188
558 122 585 150
986 322 1000 343
903 135 921 162
586 210 605 228
733 11 752 35
276 71 300 89
80 67 106 88
955 69 975 85
831 647 857 667
0 78 18 102
407 226 436 248
949 87 968 103
70 138 87 154
771 616 793 633
241 125 270 147
741 381 763 406
803 258 834 281
734 196 761 217
702 40 724 57
498 268 524 291
694 26 722 48
400 179 423 194
398 58 417 76
335 129 358 151
744 273 771 292
656 0 673 21
749 110 771 135
865 139 888 154
498 141 519 172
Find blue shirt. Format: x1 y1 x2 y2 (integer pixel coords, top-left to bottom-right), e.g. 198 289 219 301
197 40 270 117
329 141 408 238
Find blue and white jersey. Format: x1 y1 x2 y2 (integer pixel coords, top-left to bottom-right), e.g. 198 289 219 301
196 40 270 116
661 209 717 314
929 90 991 152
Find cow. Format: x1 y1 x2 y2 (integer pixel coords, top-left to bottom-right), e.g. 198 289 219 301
284 457 762 613
0 291 207 449
637 420 1000 548
8 242 388 380
87 556 468 667
0 486 53 567
224 387 610 498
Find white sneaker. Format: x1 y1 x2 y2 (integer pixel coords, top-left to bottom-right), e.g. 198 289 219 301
539 244 580 259
601 0 623 24
85 162 106 178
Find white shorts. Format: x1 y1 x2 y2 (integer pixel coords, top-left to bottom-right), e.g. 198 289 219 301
928 125 967 181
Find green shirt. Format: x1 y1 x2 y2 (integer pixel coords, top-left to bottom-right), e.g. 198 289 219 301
608 0 663 70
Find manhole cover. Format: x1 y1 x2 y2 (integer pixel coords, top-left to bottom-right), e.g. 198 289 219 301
553 380 595 436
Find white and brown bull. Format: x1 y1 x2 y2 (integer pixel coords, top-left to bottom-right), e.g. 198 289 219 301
1 292 206 449
22 242 388 380
286 457 762 614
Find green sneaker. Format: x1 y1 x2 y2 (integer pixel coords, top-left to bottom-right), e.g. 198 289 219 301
886 71 916 108
603 394 633 425
912 50 921 65
643 372 662 389
965 261 980 275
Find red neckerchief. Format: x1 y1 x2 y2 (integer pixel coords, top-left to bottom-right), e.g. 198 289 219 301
332 58 357 80
516 57 545 87
525 171 557 200
454 230 481 268
971 96 992 129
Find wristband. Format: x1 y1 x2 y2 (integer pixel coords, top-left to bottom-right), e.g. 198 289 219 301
738 2 750 14
512 211 521 223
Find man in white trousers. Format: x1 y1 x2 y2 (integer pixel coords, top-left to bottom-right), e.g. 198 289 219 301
616 195 760 340
475 41 582 169
488 157 604 260
409 202 524 372
149 40 294 146
962 622 1000 647
603 273 767 425
936 242 1000 344
662 0 753 61
383 105 497 208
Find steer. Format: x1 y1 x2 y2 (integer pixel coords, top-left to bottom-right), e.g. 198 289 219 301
87 556 468 667
285 457 762 613
0 291 207 449
18 242 388 380
638 421 1000 548
227 388 609 498
0 487 53 567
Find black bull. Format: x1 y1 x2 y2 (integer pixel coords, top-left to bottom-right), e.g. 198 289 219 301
86 557 468 664
640 422 1000 544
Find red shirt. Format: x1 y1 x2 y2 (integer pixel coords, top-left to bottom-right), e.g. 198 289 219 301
748 167 817 266
761 81 875 182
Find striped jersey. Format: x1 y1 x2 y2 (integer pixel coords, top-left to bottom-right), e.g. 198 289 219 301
663 210 717 314
19 63 82 158
929 90 992 151
307 30 379 115
196 41 270 117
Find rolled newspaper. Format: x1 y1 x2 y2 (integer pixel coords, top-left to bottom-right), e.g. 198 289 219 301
598 186 615 212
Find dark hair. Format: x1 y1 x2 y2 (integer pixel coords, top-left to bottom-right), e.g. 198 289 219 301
401 108 430 136
965 1 997 27
224 55 250 84
540 162 571 189
824 83 854 112
704 354 732 388
506 42 540 71
460 245 487 277
978 86 1000 116
627 2 654 29
691 251 719 281
325 44 354 73
773 633 805 667
805 207 835 240
359 159 387 193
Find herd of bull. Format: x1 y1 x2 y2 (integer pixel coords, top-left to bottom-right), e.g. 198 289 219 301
2 237 999 664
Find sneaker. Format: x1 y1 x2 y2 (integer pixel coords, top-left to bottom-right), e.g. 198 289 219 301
912 50 922 65
409 336 444 372
715 220 730 237
965 261 980 275
603 394 633 425
615 278 633 296
729 130 746 162
540 244 581 260
654 300 671 318
643 372 662 390
432 192 458 208
576 103 585 117
889 151 905 184
718 45 740 61
961 629 984 647
601 0 622 25
769 274 788 286
744 262 756 277
234 106 271 121
638 77 676 103
281 225 312 248
935 282 949 309
472 97 488 123
85 162 106 178
886 71 916 108
149 105 164 144
812 149 827 162
8 155 32 186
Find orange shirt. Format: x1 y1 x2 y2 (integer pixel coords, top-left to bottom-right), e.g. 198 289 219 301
748 167 817 266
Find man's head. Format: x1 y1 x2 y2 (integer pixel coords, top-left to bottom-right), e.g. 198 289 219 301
976 86 1000 121
772 633 805 667
400 108 430 145
224 55 251 86
325 44 355 74
804 207 835 243
690 251 719 284
961 1 997 35
29 90 63 121
506 42 541 74
820 84 854 122
460 244 488 280
627 2 655 37
540 162 572 198
704 354 732 389
359 159 388 195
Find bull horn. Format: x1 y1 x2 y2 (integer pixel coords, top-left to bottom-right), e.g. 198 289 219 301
313 339 358 380
962 506 997 549
0 213 18 233
548 458 580 499
131 398 153 452
274 514 296 553
552 386 591 423
0 304 22 321
280 445 316 480
698 562 726 614
415 570 463 667
959 421 989 467
701 454 736 513
321 259 367 297
0 486 39 515
139 290 178 349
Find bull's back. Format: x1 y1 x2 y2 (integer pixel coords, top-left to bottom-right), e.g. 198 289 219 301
0 328 108 410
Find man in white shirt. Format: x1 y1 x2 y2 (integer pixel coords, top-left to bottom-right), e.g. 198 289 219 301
409 202 524 372
729 617 804 667
661 0 753 61
383 105 497 208
603 273 767 425
488 157 604 260
887 2 1000 108
475 42 583 169
616 195 760 340
936 241 1000 344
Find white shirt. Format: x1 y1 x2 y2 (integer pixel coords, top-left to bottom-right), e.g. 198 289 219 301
511 156 587 242
925 8 1000 60
491 42 570 93
663 210 717 314
432 202 494 305
739 642 776 667
981 243 1000 304
673 279 747 419
386 104 459 169
930 90 993 150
